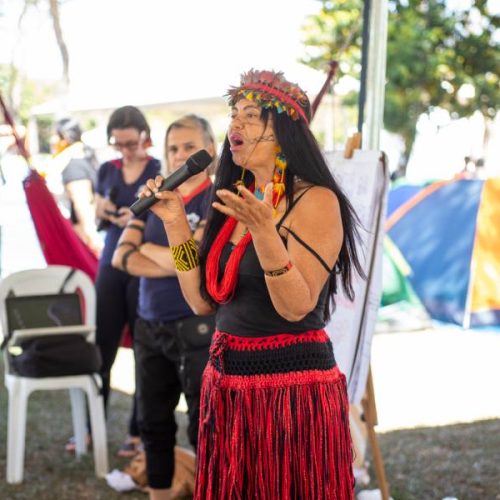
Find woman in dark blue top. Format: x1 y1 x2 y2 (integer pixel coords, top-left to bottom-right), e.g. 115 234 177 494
112 115 216 497
140 70 364 499
93 106 160 456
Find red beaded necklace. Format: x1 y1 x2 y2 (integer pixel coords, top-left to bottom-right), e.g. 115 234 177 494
205 183 284 304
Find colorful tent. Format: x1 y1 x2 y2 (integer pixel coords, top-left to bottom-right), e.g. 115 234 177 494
381 182 424 307
386 177 500 327
386 184 423 217
381 237 421 307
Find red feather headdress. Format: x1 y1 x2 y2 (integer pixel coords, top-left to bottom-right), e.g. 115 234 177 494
227 69 310 123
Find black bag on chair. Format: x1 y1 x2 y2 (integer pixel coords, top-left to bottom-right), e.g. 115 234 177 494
9 333 102 377
3 270 102 378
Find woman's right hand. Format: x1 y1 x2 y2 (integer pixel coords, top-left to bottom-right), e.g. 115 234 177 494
140 175 187 225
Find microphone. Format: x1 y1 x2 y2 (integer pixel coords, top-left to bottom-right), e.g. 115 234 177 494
97 185 119 231
129 149 212 216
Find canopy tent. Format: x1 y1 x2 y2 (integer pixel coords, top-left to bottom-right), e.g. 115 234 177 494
386 177 500 328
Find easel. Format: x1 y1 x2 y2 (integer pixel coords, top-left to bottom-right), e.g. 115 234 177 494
361 367 390 500
344 133 390 500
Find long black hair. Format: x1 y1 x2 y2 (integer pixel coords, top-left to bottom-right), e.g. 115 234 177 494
199 104 365 321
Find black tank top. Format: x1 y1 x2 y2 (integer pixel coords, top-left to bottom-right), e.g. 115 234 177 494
216 187 330 337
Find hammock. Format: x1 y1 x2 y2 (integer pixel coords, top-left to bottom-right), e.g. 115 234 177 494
23 169 98 281
1 92 98 281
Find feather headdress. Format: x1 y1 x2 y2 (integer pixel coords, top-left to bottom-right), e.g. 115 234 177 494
227 69 310 123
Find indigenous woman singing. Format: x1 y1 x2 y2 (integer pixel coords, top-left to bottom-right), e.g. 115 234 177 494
139 69 363 500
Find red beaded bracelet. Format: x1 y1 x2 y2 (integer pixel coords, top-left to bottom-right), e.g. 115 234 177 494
264 261 293 277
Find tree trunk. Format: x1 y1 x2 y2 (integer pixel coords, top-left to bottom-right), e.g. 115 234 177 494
48 0 70 88
5 0 32 118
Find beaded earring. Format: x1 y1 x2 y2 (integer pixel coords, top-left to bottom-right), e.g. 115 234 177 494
234 150 287 210
272 146 287 209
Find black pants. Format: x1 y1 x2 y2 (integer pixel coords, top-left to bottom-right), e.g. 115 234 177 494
134 316 211 489
95 264 139 436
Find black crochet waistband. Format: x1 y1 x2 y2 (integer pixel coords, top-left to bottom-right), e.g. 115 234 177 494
211 337 336 376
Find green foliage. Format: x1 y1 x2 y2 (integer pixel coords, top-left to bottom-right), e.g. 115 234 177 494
0 64 57 125
301 0 500 163
301 0 363 75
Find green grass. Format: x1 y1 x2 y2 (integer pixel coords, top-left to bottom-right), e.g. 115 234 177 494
366 419 500 500
0 384 147 499
0 355 192 499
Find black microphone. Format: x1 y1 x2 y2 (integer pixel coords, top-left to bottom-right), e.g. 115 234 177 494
129 149 212 216
97 185 119 231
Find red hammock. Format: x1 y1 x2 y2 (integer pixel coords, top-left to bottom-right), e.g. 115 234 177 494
1 93 98 280
23 169 98 281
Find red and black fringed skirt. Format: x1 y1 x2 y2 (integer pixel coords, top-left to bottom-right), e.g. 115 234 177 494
194 329 355 500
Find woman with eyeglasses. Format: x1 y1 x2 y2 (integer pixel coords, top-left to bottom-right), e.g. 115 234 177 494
77 106 160 456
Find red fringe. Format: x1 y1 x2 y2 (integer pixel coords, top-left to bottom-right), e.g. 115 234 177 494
195 364 354 499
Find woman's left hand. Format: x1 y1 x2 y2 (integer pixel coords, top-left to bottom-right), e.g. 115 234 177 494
109 207 133 228
212 183 275 234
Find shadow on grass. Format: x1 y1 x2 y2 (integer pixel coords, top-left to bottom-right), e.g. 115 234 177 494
367 419 500 500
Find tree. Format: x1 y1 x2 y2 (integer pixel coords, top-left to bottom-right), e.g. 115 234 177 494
0 0 70 117
301 0 500 169
0 64 56 124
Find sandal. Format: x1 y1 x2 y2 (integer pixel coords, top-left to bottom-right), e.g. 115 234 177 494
65 434 92 453
117 436 142 458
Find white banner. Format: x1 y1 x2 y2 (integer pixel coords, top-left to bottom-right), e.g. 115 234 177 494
324 150 389 404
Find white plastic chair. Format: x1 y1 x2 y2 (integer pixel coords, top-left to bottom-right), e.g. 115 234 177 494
0 265 108 483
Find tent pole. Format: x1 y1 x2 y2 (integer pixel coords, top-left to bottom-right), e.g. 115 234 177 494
357 0 372 134
363 0 389 150
463 261 474 330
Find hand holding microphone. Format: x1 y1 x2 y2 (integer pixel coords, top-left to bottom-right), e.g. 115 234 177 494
130 149 212 216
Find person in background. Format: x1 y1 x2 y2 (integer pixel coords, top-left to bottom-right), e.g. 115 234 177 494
65 106 161 456
112 114 216 500
140 69 364 499
52 117 102 256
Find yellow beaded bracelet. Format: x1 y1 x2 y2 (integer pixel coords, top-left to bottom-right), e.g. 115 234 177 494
171 237 200 272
